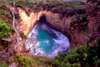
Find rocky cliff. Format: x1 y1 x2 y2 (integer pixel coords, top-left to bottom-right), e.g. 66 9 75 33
18 7 98 48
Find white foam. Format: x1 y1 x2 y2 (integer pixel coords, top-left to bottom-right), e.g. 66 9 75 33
45 40 49 45
31 42 47 56
28 24 38 38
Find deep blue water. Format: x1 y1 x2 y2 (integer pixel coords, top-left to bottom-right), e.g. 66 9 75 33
26 23 70 58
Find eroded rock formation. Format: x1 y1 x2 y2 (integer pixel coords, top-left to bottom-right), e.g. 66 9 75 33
18 8 90 48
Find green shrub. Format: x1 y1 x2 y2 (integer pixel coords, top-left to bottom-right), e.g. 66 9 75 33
0 20 13 38
8 0 13 6
0 9 12 19
70 14 88 31
86 39 100 66
52 38 100 67
16 1 26 6
14 53 35 67
52 49 81 67
38 2 45 6
35 7 40 12
0 62 8 67
0 9 5 15
75 5 86 14
0 1 6 3
16 1 33 6
0 4 6 10
26 1 33 6
20 32 27 39
16 1 24 4
0 57 13 67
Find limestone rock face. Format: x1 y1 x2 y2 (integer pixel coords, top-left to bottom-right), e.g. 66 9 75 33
18 8 90 48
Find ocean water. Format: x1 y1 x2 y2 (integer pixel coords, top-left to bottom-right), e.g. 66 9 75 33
26 23 70 58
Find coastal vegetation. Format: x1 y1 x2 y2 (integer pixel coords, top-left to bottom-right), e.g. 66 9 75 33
0 0 100 67
52 39 100 67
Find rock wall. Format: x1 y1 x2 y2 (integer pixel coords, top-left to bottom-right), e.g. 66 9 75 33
38 12 90 48
18 8 90 48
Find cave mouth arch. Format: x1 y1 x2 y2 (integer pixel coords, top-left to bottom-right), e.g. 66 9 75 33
37 14 71 43
26 14 71 58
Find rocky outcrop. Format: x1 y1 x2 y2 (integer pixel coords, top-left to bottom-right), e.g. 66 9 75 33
38 13 90 48
18 8 90 48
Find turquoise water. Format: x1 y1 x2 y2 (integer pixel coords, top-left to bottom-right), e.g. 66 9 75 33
26 23 70 58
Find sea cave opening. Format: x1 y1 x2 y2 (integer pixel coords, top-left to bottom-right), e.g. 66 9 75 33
26 15 70 58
